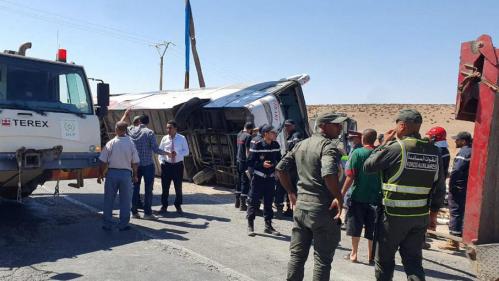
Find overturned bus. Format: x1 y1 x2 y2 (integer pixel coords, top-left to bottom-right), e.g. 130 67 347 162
103 75 356 187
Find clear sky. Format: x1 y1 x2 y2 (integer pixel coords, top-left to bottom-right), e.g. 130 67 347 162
1 0 498 104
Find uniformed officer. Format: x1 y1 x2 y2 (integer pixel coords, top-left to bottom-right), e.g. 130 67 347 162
250 124 265 149
276 112 345 281
275 119 304 217
247 124 281 236
235 121 255 211
439 131 472 251
364 109 446 281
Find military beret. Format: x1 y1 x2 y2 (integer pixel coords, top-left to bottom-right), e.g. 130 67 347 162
395 109 423 124
284 119 296 126
316 112 348 124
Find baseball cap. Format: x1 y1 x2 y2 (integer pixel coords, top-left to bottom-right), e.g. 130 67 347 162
316 113 348 125
395 109 423 124
284 119 296 126
132 115 141 123
260 124 277 133
451 131 472 142
347 130 362 138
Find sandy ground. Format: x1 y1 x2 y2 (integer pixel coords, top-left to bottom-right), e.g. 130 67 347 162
307 104 475 158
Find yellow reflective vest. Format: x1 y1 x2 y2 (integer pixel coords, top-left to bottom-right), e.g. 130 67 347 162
382 137 440 217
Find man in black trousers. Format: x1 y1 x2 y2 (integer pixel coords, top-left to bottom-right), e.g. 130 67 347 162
158 120 190 214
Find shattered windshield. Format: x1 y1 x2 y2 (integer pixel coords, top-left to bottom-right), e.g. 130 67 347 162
0 55 92 115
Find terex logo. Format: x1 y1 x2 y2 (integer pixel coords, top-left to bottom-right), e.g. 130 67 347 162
1 118 11 127
1 118 49 128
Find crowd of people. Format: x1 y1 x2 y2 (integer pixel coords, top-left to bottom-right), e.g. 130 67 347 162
97 108 189 231
236 109 472 281
96 107 471 281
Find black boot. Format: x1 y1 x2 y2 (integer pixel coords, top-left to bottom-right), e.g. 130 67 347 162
247 220 256 237
276 205 284 219
240 196 248 211
235 194 241 209
283 205 293 217
264 220 280 235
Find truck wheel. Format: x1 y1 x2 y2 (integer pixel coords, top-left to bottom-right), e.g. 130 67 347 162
192 168 216 185
174 97 208 128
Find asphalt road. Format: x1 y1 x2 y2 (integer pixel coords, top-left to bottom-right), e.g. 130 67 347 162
0 179 476 281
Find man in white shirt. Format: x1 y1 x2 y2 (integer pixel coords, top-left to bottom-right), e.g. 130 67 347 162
158 120 190 214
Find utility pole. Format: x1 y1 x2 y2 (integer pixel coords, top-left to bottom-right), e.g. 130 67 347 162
185 0 205 89
152 41 175 91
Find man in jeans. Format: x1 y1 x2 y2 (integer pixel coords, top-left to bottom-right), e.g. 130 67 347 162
121 109 167 220
98 121 140 231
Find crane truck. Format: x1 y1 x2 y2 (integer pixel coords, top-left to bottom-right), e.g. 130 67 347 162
0 43 109 200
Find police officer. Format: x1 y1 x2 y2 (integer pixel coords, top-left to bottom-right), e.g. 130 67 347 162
247 124 281 236
235 122 255 211
364 109 446 281
277 112 345 281
439 131 472 251
250 124 265 149
275 119 303 217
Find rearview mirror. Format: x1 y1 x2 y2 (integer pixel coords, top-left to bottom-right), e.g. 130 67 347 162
97 83 110 107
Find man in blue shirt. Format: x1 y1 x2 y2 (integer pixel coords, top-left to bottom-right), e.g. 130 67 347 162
121 109 167 220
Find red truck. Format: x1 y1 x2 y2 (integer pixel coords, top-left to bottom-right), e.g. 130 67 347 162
454 34 499 281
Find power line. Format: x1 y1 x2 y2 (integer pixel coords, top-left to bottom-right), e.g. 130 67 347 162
0 0 258 87
151 41 175 91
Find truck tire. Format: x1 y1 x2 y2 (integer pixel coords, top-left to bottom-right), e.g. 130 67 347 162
192 168 216 185
174 97 208 128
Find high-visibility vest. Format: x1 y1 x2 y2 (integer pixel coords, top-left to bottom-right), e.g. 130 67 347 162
382 137 440 217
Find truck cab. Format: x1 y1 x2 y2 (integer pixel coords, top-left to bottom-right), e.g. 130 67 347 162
0 46 108 199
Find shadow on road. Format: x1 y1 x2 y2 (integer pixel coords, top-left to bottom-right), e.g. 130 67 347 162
0 196 190 275
394 262 475 281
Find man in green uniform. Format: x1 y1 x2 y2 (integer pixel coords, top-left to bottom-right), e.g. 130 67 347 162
276 112 345 281
364 109 446 281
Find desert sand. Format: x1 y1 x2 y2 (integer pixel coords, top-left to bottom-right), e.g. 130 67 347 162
307 104 475 158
